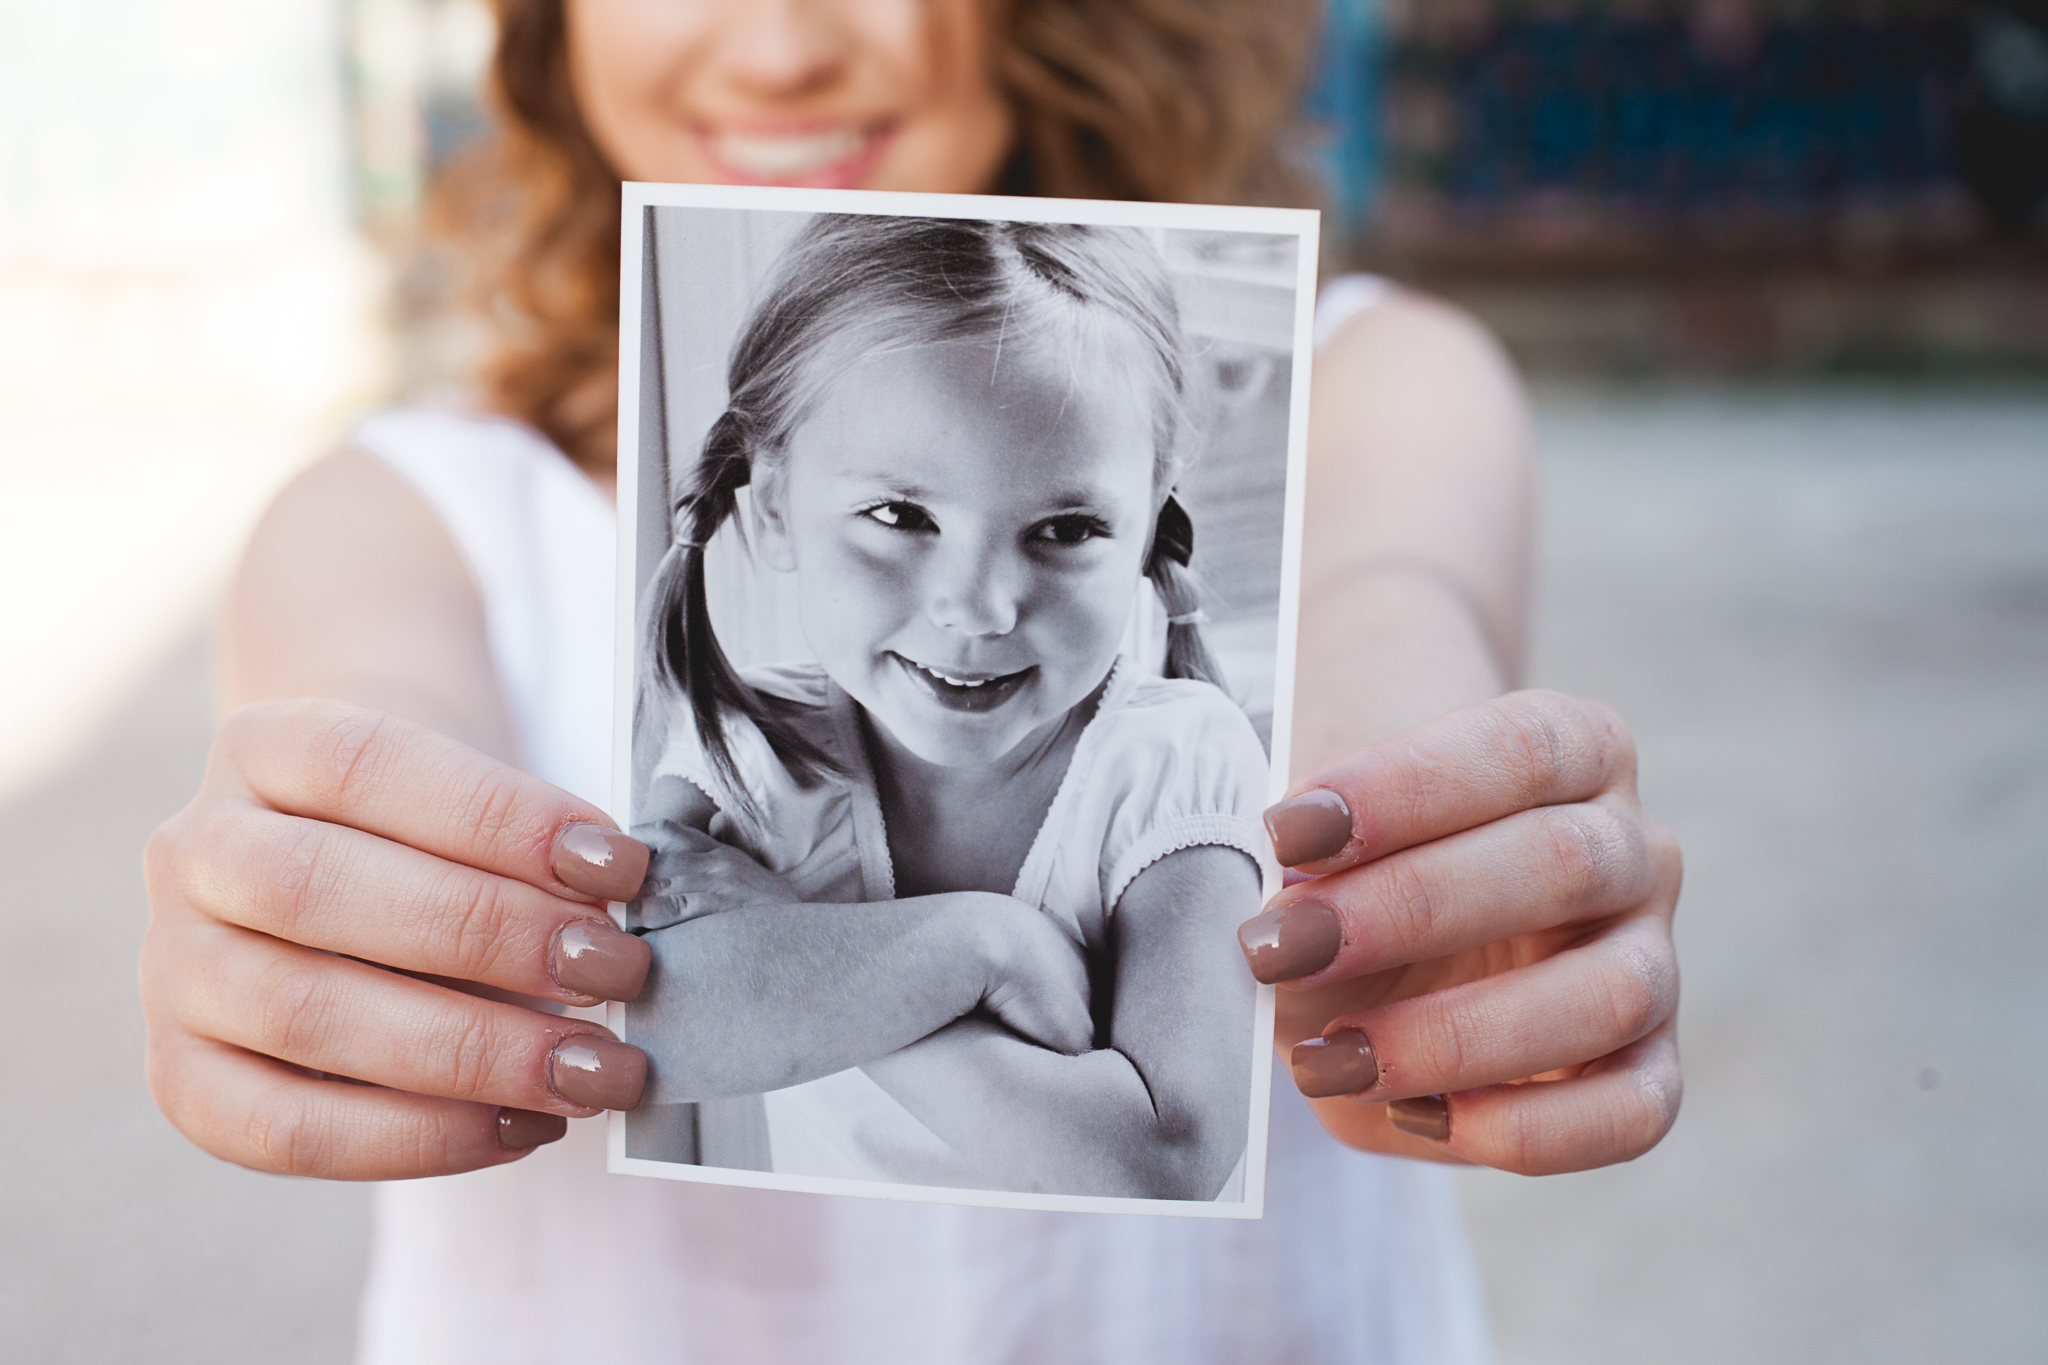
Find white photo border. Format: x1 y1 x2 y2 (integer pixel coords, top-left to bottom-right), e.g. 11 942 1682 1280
608 181 1320 1220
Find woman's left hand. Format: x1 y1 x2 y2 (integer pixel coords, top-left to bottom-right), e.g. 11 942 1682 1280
1241 688 1683 1174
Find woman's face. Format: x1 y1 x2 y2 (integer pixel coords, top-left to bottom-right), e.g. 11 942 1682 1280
565 0 1015 193
756 335 1158 769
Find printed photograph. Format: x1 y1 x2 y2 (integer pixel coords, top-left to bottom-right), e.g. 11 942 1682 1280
609 185 1318 1216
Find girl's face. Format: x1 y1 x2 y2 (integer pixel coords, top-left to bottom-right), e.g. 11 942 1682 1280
566 0 1014 193
757 335 1159 768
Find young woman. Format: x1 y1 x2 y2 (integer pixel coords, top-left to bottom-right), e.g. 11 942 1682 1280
141 2 1683 1360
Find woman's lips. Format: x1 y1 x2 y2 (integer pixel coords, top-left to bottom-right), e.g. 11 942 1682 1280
699 124 893 189
890 654 1035 714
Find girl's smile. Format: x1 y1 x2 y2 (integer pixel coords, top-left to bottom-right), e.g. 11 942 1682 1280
756 333 1160 768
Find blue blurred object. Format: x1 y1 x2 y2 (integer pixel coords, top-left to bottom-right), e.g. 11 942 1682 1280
1354 5 1988 249
1303 0 1385 237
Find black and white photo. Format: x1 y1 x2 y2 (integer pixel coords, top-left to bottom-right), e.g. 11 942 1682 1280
608 183 1317 1216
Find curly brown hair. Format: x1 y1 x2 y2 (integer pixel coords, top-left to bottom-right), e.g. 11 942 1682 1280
445 0 1321 473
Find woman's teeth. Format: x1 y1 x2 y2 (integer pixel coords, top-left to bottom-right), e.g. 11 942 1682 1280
711 128 869 179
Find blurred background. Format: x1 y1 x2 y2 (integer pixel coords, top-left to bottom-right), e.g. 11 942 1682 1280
1 0 2043 1360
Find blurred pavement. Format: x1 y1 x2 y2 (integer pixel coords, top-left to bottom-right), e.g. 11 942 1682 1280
1 387 2043 1362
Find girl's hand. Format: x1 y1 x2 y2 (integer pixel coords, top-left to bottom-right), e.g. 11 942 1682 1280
629 821 801 931
141 699 658 1180
973 897 1095 1056
1242 690 1683 1174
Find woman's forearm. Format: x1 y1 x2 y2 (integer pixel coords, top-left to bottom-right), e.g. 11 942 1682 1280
863 1018 1232 1201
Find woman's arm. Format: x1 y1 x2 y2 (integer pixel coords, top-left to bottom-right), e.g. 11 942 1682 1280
1263 290 1684 1173
863 844 1260 1200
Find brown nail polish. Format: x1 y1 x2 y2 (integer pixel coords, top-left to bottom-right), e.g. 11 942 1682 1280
553 918 651 1002
497 1107 568 1149
1264 789 1354 867
549 1035 647 1112
552 823 650 902
1389 1094 1451 1140
1291 1028 1379 1098
1238 899 1343 983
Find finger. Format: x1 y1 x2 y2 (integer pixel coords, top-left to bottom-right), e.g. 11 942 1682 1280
187 805 649 1004
1243 793 1658 986
1262 690 1635 872
218 699 648 901
148 1030 566 1180
174 926 647 1115
1409 1019 1683 1175
1286 915 1677 1101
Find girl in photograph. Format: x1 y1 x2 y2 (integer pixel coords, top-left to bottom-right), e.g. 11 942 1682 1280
627 214 1264 1197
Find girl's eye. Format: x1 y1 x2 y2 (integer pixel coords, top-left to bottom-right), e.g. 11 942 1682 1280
1033 514 1110 547
863 501 936 532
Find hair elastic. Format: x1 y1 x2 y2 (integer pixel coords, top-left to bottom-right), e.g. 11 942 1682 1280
1166 609 1209 626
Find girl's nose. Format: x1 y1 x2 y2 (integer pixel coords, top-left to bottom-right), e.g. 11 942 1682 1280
926 544 1021 638
717 0 849 98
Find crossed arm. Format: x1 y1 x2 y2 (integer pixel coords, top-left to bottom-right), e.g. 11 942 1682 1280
629 775 1260 1199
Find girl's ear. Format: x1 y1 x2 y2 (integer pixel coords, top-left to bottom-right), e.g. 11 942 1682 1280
748 463 799 572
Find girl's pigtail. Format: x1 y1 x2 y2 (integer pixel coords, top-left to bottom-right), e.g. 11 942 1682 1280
646 412 837 819
1146 494 1227 689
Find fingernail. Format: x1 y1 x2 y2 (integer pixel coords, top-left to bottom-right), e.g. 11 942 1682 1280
1264 789 1354 867
1290 1028 1379 1097
549 1035 647 1112
553 917 651 1002
497 1107 568 1149
552 823 650 901
1389 1094 1451 1140
1238 899 1343 983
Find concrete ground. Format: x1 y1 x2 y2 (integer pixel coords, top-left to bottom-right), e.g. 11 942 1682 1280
2 387 2043 1363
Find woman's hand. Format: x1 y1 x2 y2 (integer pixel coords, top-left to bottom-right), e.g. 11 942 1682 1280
1241 689 1683 1175
141 698 658 1180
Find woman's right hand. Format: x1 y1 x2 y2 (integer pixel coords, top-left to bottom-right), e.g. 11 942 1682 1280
141 698 658 1180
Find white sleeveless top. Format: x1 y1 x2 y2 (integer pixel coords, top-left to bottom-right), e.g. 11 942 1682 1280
350 277 1494 1365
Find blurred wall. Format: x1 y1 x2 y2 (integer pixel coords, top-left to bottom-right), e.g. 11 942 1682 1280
0 0 387 795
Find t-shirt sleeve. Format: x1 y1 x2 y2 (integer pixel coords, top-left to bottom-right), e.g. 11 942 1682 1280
1097 681 1276 915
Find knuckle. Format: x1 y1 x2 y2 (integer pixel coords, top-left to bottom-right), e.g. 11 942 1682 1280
435 870 515 982
262 818 346 937
1536 804 1623 904
1598 937 1675 1043
250 953 342 1062
305 708 399 814
1489 693 1569 800
244 1082 334 1177
1407 994 1474 1088
1494 1092 1558 1175
1376 857 1444 958
461 760 531 858
432 1009 509 1102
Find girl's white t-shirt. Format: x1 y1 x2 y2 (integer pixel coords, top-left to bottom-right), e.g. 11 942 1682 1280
347 277 1495 1365
645 658 1269 1188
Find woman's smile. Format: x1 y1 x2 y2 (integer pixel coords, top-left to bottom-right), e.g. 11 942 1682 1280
698 121 897 188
